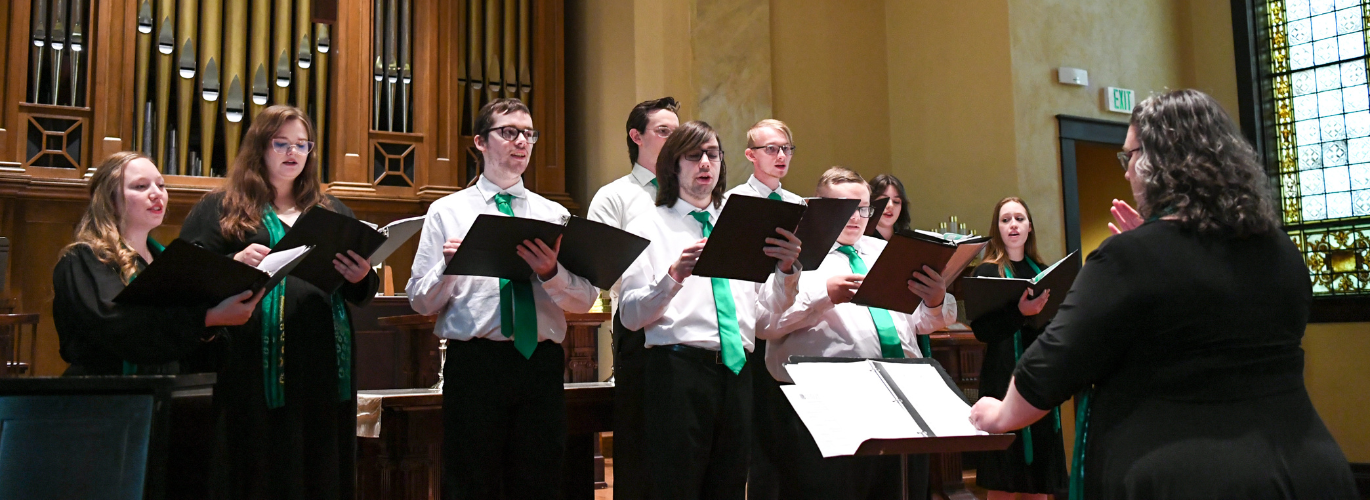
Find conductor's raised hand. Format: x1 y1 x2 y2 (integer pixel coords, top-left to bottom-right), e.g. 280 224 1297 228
441 237 463 260
668 238 708 283
763 227 803 274
1108 199 1144 235
205 289 265 327
1018 288 1051 317
517 235 561 281
234 243 272 267
908 265 947 308
334 250 372 283
826 273 863 304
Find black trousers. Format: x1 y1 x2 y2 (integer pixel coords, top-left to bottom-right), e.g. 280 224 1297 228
755 376 929 500
746 340 780 500
610 312 647 499
643 345 753 500
442 338 567 500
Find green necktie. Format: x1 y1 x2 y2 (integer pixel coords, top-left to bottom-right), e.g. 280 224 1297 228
649 178 658 188
836 245 904 359
767 191 782 201
494 193 539 359
689 210 746 374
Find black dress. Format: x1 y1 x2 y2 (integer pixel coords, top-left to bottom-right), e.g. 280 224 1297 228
52 243 214 375
969 260 1068 494
181 192 379 500
1014 221 1356 499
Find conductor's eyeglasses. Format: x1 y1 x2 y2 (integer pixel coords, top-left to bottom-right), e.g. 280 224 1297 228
484 126 541 144
1117 147 1141 170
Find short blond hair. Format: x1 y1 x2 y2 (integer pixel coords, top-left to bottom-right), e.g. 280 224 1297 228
746 119 793 148
816 166 867 191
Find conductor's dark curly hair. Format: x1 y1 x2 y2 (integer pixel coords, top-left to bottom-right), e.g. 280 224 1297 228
1130 89 1280 238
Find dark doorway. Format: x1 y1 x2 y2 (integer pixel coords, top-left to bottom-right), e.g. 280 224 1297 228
1057 115 1130 259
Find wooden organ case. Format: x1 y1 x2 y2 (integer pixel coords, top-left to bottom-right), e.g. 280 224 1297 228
0 0 570 376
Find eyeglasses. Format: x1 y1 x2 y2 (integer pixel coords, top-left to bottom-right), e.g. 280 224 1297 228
1117 147 1141 170
271 140 315 155
484 126 541 144
650 126 675 138
855 206 876 218
683 148 724 163
748 144 796 156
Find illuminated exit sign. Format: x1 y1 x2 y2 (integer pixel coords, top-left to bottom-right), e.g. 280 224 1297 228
1106 87 1135 114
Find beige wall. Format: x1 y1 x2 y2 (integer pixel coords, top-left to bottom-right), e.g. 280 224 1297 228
884 0 1019 237
1304 322 1370 463
770 0 892 196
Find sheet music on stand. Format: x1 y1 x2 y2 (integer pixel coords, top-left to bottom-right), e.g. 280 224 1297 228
781 357 1006 458
782 357 1015 500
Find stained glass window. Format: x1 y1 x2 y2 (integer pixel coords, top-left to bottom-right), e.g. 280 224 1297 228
1264 0 1370 295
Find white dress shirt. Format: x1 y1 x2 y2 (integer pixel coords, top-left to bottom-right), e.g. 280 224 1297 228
758 236 957 383
586 164 658 309
619 198 801 352
406 175 599 343
724 174 805 203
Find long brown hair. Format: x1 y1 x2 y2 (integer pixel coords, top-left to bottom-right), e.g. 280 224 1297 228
655 120 727 209
64 152 151 283
217 105 331 240
981 196 1044 278
1130 89 1279 237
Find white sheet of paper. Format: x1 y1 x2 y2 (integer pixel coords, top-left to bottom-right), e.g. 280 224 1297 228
876 362 984 437
258 245 312 276
783 362 924 457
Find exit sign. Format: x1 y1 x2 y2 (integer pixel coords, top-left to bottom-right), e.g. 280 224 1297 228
1106 87 1135 114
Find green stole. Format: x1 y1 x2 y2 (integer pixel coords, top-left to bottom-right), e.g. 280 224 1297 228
121 237 167 375
261 206 354 408
1003 258 1062 466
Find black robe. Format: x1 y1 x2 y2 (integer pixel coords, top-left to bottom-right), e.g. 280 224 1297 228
968 260 1067 494
52 243 213 375
180 191 379 500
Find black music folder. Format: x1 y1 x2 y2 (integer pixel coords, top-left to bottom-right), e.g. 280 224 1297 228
692 195 808 283
444 214 649 287
959 251 1081 329
794 197 862 272
272 208 420 292
850 230 989 314
558 217 651 289
114 239 312 307
444 214 565 281
863 197 891 237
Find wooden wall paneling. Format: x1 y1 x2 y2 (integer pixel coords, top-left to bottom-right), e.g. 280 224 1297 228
4 0 34 165
95 0 134 160
327 0 376 194
530 0 569 208
413 0 445 195
16 199 86 375
0 0 10 157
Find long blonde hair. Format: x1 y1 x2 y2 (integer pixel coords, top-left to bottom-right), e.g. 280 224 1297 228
64 152 151 283
217 105 331 241
982 196 1044 278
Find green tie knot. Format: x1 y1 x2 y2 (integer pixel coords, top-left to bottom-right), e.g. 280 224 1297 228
649 178 658 188
689 210 713 237
494 193 515 216
767 191 783 201
836 245 866 274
